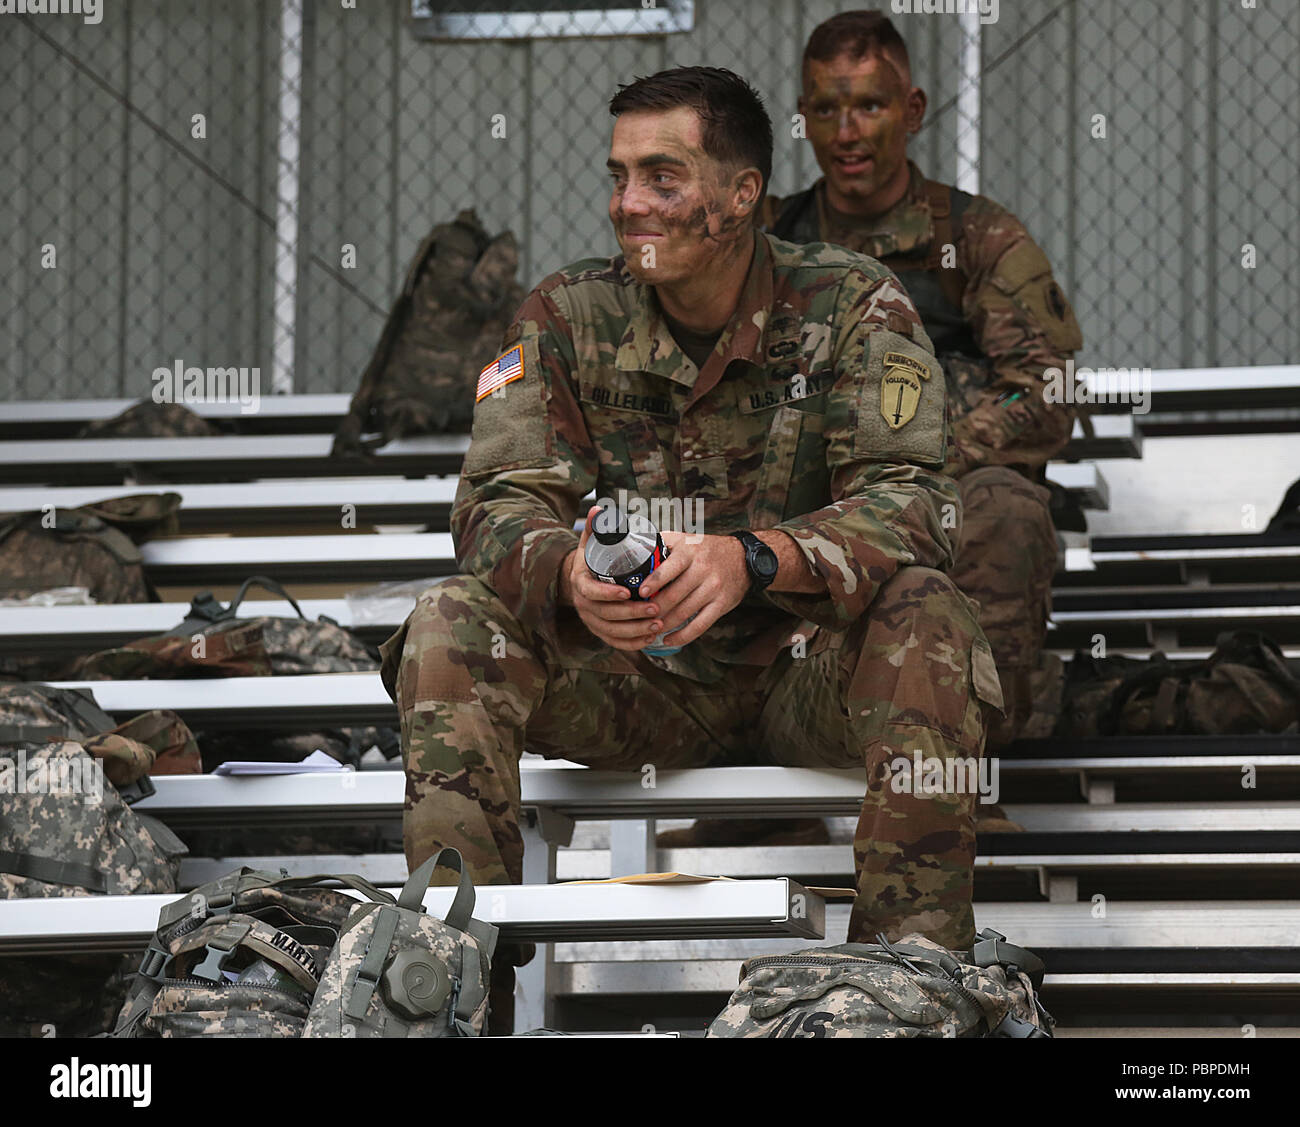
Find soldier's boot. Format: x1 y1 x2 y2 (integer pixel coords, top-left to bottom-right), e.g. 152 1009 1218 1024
655 817 830 849
487 962 515 1037
484 941 539 1036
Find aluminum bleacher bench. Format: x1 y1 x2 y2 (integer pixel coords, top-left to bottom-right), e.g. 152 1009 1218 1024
131 762 1300 871
549 900 1300 1009
0 878 825 956
1 392 1142 460
0 876 823 1033
0 479 460 531
0 394 354 438
0 434 470 485
0 597 433 658
1065 530 1300 587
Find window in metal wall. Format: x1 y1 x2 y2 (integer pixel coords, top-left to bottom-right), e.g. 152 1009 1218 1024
410 0 694 41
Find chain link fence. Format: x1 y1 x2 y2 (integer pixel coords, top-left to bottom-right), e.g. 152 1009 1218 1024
2 0 1296 402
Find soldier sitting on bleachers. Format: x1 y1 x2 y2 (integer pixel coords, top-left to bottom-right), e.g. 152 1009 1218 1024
380 64 1004 1032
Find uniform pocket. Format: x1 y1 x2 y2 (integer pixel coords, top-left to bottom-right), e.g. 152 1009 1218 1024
749 405 831 530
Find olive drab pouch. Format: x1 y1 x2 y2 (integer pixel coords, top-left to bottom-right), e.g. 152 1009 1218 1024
303 848 497 1038
333 209 526 455
707 929 1053 1039
112 867 396 1038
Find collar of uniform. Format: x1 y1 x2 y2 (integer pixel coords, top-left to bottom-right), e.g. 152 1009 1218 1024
614 229 774 392
815 160 933 257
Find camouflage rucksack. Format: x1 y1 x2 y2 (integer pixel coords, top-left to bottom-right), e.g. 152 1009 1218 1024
0 492 181 606
1056 631 1300 738
113 849 496 1039
0 683 201 782
112 866 386 1038
77 401 222 439
71 574 379 681
302 848 496 1038
0 686 193 1037
69 575 390 777
332 209 526 455
707 930 1053 1039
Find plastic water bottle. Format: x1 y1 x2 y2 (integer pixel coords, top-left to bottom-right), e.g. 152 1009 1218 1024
584 513 690 656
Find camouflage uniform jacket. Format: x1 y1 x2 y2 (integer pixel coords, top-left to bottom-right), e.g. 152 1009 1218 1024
762 161 1083 476
450 229 959 683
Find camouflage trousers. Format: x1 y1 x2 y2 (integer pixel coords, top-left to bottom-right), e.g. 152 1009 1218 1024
948 466 1059 750
381 565 1002 952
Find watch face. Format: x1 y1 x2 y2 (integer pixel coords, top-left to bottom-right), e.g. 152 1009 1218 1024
754 545 779 579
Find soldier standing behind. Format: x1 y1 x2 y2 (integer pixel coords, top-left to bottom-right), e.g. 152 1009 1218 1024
381 65 1003 1031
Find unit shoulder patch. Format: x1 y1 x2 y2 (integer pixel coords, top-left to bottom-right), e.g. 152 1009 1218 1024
855 331 946 466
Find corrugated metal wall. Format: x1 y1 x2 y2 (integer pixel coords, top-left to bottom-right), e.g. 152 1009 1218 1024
1 0 1295 400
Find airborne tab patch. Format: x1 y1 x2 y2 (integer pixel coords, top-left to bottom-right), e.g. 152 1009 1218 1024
880 352 930 430
475 345 524 402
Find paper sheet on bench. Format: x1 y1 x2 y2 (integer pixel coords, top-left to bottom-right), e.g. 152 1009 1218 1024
212 750 349 776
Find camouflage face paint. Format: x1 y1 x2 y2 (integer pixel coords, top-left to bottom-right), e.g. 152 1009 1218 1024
803 52 914 216
608 106 752 291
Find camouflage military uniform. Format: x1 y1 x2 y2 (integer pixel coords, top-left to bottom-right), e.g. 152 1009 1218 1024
381 230 1003 951
763 162 1083 746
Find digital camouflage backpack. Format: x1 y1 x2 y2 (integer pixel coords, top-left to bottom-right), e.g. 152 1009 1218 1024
113 849 495 1039
71 574 379 681
112 866 382 1038
0 684 195 1037
707 930 1053 1039
303 848 497 1038
332 209 526 455
68 575 392 779
1056 630 1300 739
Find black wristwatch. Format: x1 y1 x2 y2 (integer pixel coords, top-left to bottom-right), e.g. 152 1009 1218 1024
729 529 779 593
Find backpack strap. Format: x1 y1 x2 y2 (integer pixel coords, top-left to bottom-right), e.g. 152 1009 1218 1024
0 684 115 745
401 846 475 932
176 575 308 634
270 870 396 906
0 850 108 892
972 928 1047 989
452 942 484 1037
921 180 969 312
344 903 402 1022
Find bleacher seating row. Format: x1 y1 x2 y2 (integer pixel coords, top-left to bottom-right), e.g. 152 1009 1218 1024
2 378 1298 1034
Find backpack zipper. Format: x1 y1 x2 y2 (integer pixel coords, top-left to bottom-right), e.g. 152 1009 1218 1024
160 975 310 1001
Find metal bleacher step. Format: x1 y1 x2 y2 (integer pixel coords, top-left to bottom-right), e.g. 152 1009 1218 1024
0 434 471 485
0 478 461 531
548 901 1300 1007
0 878 823 956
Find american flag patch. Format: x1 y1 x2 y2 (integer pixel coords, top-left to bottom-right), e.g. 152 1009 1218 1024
475 345 524 402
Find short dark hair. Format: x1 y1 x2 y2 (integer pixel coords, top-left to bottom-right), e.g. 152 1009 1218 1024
609 66 773 204
802 10 911 87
